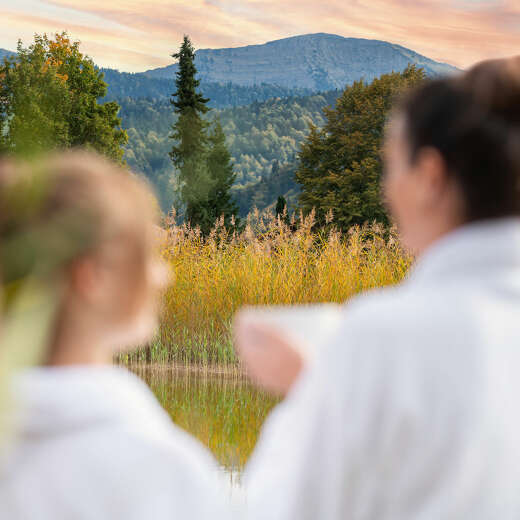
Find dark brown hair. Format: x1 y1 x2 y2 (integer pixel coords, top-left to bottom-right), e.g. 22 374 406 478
397 56 520 222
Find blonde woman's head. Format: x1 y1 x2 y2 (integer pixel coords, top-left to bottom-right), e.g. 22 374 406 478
0 150 168 365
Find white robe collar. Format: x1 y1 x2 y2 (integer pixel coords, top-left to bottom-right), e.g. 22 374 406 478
409 218 520 285
10 365 173 440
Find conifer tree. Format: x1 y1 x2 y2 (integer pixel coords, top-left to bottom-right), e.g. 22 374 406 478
169 36 238 234
275 195 287 217
169 36 211 228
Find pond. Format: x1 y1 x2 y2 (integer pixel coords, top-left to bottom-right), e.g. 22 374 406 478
129 365 279 483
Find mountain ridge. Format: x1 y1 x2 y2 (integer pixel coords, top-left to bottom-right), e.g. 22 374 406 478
0 49 15 60
0 33 459 103
143 33 459 90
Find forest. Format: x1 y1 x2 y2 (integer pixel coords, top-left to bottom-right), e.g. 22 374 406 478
101 68 314 107
120 90 340 214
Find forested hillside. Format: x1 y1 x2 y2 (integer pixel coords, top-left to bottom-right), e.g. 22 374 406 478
101 69 313 107
120 90 340 213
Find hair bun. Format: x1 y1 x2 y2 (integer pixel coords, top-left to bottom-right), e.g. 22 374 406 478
397 55 520 221
463 56 520 127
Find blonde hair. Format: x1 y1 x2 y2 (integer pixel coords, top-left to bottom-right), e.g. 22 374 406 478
0 150 159 310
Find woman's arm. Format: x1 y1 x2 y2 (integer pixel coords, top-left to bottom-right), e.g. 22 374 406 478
233 311 305 396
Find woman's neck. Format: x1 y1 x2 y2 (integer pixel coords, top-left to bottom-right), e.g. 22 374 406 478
46 312 111 367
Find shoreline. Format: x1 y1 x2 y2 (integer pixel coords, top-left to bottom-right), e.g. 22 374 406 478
123 361 248 379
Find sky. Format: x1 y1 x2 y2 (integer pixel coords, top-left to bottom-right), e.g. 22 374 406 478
1 0 518 72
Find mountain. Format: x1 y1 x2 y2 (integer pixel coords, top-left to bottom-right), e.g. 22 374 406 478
143 33 458 90
0 49 15 61
0 35 460 215
2 34 458 105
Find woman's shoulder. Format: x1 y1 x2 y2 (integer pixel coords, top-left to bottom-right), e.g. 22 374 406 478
315 281 467 381
341 279 459 332
10 365 219 471
6 365 228 518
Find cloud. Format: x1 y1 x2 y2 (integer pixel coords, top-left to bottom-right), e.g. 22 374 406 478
0 0 518 71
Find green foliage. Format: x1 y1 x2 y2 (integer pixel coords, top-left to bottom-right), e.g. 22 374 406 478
100 68 315 108
120 90 339 213
117 98 177 210
0 33 127 162
275 195 287 217
233 161 299 217
169 36 238 234
169 36 212 232
206 119 238 229
0 38 69 155
220 92 339 185
171 36 209 114
296 65 426 230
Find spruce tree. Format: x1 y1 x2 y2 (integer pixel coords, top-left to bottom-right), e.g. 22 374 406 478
169 36 237 234
169 36 211 229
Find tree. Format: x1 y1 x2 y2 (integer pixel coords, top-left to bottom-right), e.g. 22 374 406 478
206 119 238 231
275 195 288 218
169 36 237 234
0 33 127 162
169 36 211 228
295 65 425 230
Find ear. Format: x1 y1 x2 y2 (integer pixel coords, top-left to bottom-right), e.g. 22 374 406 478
414 147 450 209
68 256 104 306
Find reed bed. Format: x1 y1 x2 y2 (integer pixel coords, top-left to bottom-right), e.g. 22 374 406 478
118 210 413 365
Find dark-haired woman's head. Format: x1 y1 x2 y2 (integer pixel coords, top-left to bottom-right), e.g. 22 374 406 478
384 56 520 253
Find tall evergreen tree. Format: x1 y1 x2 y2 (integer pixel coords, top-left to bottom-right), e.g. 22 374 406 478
169 36 211 228
295 65 425 231
169 36 237 234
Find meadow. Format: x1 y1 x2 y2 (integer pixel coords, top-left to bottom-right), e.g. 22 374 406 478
119 211 413 366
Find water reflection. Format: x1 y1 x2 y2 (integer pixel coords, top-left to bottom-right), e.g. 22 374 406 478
130 365 279 476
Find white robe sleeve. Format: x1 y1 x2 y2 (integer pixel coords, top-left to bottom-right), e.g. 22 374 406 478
243 303 401 520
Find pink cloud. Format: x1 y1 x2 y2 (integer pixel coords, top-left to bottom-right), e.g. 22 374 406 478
1 0 518 71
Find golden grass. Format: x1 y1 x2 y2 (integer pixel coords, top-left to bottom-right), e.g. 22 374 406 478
119 210 413 365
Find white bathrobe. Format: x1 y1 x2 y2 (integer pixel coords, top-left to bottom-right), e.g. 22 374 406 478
0 366 233 519
245 218 520 520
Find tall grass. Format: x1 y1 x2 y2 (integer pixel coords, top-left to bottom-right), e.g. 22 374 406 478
119 210 413 365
